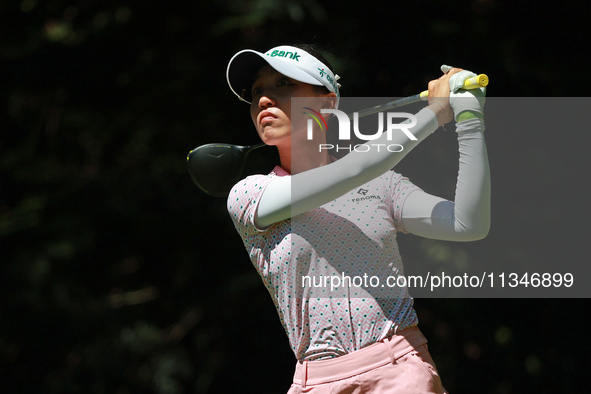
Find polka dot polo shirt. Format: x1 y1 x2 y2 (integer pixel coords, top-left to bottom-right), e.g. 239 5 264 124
227 166 420 361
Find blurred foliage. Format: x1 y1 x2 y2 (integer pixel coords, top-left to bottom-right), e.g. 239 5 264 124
1 0 590 393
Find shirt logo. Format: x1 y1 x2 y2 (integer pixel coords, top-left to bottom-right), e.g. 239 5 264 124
348 188 380 203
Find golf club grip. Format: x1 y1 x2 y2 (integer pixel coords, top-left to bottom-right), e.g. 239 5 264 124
419 74 489 99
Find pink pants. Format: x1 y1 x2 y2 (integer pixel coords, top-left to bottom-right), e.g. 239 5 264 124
287 326 448 394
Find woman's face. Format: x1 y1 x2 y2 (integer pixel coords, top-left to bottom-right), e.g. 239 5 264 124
250 65 332 147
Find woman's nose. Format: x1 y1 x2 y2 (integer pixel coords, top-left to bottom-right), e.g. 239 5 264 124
258 93 276 109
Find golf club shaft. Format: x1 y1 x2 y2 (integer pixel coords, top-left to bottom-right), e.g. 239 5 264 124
207 74 489 153
351 74 488 119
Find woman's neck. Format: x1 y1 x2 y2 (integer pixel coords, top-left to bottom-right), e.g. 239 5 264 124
277 142 332 175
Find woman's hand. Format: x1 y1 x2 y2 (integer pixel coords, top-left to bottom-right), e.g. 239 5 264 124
427 67 463 127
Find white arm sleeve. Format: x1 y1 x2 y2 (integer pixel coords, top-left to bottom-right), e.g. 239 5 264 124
255 107 440 228
401 118 490 241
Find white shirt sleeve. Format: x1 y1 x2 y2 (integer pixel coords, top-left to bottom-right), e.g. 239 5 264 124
401 117 490 241
254 107 440 228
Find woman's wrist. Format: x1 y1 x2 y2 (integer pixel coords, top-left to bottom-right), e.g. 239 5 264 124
427 100 450 127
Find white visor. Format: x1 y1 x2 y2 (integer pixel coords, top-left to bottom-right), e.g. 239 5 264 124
226 45 340 104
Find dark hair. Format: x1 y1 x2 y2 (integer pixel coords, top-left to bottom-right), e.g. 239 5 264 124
292 43 336 96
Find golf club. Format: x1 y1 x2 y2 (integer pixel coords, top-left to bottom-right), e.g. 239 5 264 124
187 143 267 197
352 72 488 119
188 72 488 197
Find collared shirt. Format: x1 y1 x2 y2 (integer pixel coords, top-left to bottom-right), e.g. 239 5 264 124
228 166 421 361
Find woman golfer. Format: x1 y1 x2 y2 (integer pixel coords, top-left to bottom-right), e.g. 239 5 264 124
225 44 489 393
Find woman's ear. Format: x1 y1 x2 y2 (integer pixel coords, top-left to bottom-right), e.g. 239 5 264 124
324 92 337 110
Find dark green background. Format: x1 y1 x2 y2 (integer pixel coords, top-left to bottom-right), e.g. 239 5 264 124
2 0 590 393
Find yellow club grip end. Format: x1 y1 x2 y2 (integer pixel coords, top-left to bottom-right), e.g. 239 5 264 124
420 73 489 98
463 74 489 89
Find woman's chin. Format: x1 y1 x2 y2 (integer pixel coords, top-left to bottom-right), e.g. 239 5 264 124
259 131 289 146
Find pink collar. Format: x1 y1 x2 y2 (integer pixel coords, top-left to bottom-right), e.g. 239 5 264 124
270 156 337 177
270 166 290 177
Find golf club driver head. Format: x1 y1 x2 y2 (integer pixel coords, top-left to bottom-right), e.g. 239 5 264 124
187 143 275 197
187 144 250 197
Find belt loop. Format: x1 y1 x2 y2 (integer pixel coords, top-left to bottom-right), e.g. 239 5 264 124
302 360 308 388
382 337 398 365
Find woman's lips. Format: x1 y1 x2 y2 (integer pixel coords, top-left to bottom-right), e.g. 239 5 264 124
259 110 277 125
